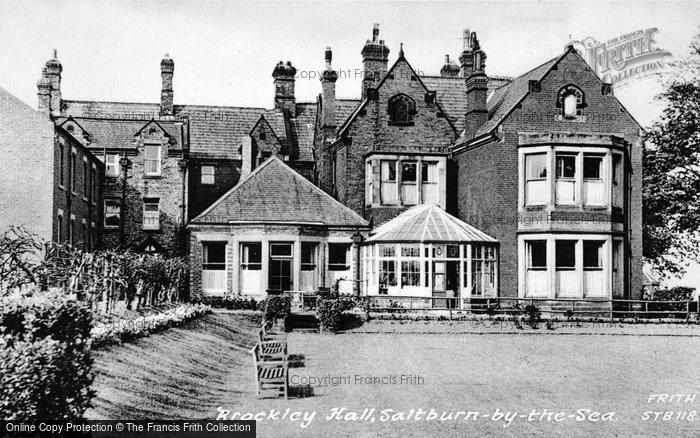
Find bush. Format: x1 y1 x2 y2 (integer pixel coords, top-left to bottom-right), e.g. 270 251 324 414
316 298 343 333
0 289 94 421
644 286 696 315
524 304 542 329
91 303 212 349
196 296 258 310
264 296 291 323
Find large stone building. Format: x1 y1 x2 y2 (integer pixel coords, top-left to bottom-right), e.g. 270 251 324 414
22 24 643 302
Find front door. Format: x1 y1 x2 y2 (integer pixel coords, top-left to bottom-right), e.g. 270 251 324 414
446 261 460 309
432 261 446 308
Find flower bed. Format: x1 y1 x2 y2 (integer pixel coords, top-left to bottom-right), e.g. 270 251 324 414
91 303 212 349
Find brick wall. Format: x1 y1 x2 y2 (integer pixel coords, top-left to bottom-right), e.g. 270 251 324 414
53 128 104 250
0 88 56 242
188 159 241 220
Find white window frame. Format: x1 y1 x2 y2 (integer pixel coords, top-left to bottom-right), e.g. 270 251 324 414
142 198 160 231
104 199 121 229
144 144 162 176
524 153 548 206
105 154 120 177
518 234 612 299
201 165 215 185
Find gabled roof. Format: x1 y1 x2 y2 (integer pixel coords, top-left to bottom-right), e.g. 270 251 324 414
475 56 559 138
336 54 459 138
250 114 284 146
366 204 496 243
191 156 369 228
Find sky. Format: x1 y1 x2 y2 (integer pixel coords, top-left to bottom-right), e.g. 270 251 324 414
1 0 699 283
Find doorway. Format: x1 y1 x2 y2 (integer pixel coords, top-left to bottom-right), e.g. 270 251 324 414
269 243 293 291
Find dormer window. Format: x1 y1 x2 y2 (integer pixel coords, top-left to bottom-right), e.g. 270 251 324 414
388 94 415 126
144 144 161 176
557 85 585 119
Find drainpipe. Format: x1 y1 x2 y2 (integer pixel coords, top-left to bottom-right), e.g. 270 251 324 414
178 159 188 225
352 229 365 297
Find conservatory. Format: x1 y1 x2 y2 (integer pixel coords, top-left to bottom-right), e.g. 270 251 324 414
362 204 499 309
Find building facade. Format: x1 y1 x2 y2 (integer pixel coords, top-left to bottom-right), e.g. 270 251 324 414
16 24 643 300
0 84 103 250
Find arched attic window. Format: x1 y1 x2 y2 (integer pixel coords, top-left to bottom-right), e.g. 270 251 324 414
387 94 416 126
557 85 585 119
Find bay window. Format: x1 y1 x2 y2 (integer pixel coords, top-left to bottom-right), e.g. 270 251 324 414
367 156 446 208
471 245 496 296
555 154 576 204
525 153 547 206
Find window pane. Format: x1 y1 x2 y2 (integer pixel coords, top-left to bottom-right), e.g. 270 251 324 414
241 243 262 270
527 241 547 268
379 260 397 287
583 241 604 268
379 244 396 257
301 242 316 264
447 245 460 258
401 261 420 287
201 165 215 184
400 245 420 257
556 155 576 178
564 94 578 117
203 242 227 269
555 240 576 269
401 162 417 182
270 243 292 257
145 145 159 159
526 154 547 180
583 156 602 179
329 243 349 270
421 162 437 183
381 161 396 181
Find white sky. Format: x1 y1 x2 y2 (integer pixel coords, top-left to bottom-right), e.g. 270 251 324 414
1 0 699 285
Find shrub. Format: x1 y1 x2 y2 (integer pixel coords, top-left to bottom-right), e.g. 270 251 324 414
196 296 258 310
316 298 343 333
0 289 94 421
644 286 696 316
264 296 291 323
524 304 542 329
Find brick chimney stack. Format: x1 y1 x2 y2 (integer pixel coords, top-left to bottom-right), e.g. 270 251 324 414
464 31 489 140
320 47 338 129
37 49 62 118
361 23 390 99
160 54 174 116
272 61 297 117
440 54 460 77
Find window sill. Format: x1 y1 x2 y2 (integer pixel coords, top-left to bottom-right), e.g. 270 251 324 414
523 205 547 211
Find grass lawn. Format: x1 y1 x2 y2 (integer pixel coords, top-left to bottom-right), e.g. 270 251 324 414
89 313 700 437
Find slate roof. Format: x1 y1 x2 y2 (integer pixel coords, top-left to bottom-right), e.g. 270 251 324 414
366 204 496 243
475 57 559 137
422 75 512 133
60 100 320 160
191 156 369 228
54 116 185 151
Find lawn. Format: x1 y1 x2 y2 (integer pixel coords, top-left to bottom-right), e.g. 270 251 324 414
88 313 700 437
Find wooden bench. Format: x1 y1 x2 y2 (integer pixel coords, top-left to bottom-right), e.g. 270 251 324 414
251 343 288 399
262 322 287 340
256 329 288 359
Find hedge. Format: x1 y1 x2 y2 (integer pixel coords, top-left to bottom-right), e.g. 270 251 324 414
0 289 94 421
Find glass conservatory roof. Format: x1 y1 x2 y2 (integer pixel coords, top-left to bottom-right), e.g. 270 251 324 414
366 204 497 244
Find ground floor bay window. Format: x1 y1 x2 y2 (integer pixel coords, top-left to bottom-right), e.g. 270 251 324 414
520 234 621 299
